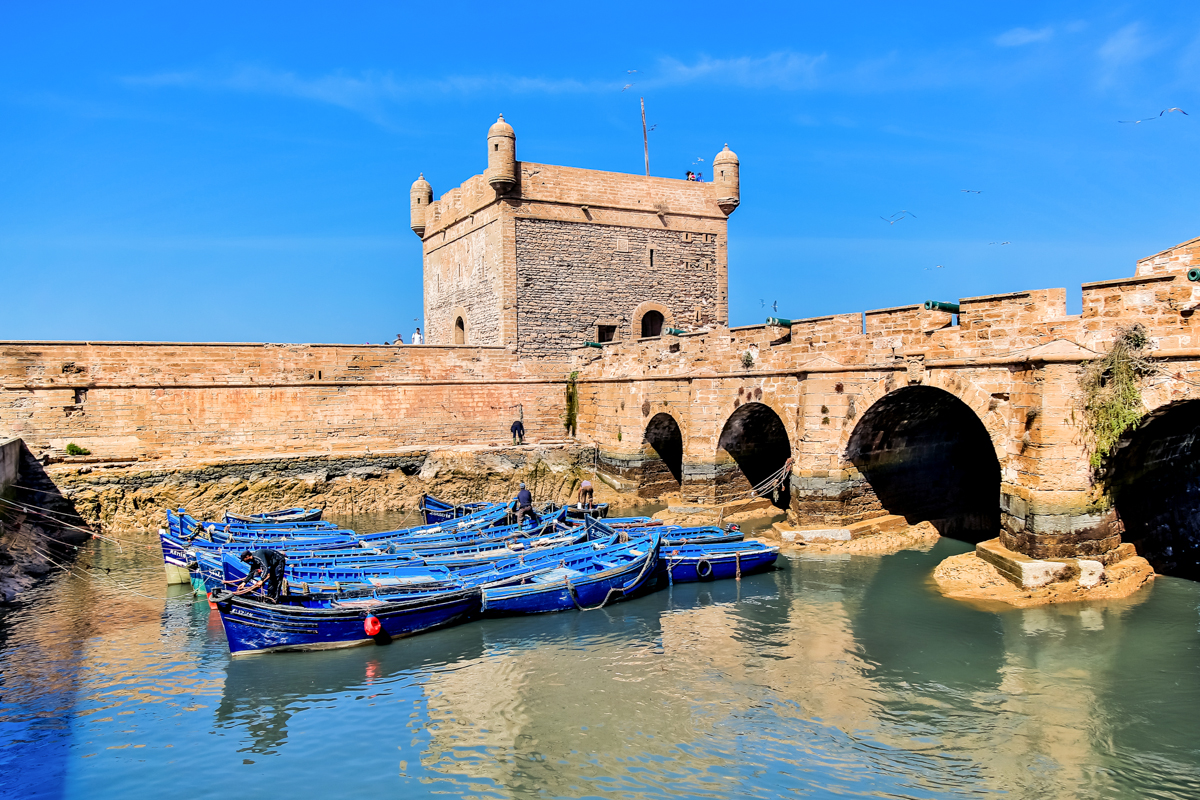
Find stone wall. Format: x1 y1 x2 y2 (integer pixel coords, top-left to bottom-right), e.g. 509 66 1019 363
0 342 571 461
423 202 507 346
0 437 17 491
514 218 721 355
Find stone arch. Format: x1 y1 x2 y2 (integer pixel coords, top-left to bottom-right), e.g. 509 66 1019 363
837 371 1010 467
1107 399 1200 579
449 306 470 345
630 301 674 341
640 412 683 497
844 384 1001 542
715 401 792 509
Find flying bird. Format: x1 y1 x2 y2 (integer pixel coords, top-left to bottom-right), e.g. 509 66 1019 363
627 69 638 74
961 189 982 194
881 210 916 224
647 124 657 132
760 300 778 312
1120 109 1189 123
988 241 1011 245
621 84 633 92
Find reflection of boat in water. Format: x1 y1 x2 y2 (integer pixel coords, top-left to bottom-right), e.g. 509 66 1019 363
214 619 489 754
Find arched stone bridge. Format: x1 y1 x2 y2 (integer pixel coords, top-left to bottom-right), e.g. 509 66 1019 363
577 236 1200 580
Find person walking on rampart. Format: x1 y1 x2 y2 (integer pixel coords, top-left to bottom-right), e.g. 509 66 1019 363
392 333 404 345
513 482 540 527
412 327 423 344
511 419 525 445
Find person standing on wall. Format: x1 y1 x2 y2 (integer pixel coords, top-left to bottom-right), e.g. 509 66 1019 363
412 327 423 344
511 418 525 445
392 333 404 345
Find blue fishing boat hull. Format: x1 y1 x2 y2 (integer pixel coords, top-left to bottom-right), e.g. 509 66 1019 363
214 588 480 655
658 542 779 582
482 538 660 615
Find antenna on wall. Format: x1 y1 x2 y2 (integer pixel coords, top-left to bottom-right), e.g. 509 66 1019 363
641 97 649 176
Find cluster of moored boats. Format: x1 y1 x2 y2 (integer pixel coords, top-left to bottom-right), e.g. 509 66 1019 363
158 496 779 656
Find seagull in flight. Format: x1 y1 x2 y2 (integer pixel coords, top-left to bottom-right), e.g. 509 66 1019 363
988 241 1011 245
760 300 778 312
626 69 638 74
923 265 946 270
1120 108 1189 123
647 124 657 132
881 210 916 224
961 189 982 194
621 84 633 92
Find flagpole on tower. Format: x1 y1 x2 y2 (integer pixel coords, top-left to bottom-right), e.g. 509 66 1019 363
641 97 649 176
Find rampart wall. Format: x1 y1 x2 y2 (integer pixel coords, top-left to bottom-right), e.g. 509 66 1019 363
0 342 570 461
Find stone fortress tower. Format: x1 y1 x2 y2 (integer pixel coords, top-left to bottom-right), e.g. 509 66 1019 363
410 115 740 356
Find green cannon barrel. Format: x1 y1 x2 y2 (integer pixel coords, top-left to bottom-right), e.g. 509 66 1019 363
924 300 960 314
584 342 605 349
766 317 795 327
665 327 686 335
1188 268 1200 282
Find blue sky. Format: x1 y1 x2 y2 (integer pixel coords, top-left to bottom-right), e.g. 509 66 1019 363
2 2 1198 343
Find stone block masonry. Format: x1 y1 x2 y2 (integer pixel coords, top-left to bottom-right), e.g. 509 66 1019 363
0 342 571 461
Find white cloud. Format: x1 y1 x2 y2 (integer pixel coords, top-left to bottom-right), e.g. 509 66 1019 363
995 26 1054 47
655 52 826 90
1098 23 1152 66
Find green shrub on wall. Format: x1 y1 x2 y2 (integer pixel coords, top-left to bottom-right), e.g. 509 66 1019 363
1079 324 1156 476
65 443 91 456
564 371 579 437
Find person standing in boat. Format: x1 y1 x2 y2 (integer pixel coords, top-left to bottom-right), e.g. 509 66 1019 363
577 479 594 508
511 418 525 445
513 482 540 527
412 327 423 345
238 548 287 603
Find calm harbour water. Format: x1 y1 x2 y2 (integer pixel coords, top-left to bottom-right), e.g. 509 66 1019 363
2 513 1199 799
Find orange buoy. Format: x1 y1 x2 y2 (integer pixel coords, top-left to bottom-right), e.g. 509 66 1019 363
364 615 382 636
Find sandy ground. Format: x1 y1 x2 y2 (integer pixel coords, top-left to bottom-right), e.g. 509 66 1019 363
933 551 1156 608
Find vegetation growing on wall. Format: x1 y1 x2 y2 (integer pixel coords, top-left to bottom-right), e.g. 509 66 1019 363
564 371 579 437
65 443 90 456
1079 324 1157 475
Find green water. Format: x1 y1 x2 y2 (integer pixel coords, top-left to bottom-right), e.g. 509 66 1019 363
1 525 1198 799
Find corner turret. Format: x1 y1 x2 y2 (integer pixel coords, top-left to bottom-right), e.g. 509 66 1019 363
487 114 517 195
712 144 740 215
410 173 432 237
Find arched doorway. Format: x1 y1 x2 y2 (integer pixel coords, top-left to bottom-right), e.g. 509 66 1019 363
641 413 683 497
1108 400 1200 580
641 310 664 338
716 402 791 509
846 386 1000 542
454 317 466 344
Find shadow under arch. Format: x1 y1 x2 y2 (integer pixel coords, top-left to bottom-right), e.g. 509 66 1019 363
641 412 683 497
846 385 1000 543
1107 399 1200 580
716 402 792 510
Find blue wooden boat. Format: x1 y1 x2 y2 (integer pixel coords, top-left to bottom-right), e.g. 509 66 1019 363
420 494 494 525
214 586 480 655
224 507 323 524
564 502 610 520
481 532 661 615
660 526 745 546
658 540 779 582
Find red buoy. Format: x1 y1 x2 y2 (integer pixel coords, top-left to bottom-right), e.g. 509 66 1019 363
364 615 382 636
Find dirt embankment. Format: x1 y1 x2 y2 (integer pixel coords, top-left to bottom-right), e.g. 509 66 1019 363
933 551 1155 608
50 444 608 533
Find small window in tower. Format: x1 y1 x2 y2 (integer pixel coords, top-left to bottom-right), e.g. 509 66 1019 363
454 317 466 344
721 170 726 179
597 325 616 343
648 248 655 269
494 143 499 151
641 310 664 338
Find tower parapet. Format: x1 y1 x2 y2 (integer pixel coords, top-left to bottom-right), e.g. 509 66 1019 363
409 173 432 237
712 144 740 215
486 114 517 195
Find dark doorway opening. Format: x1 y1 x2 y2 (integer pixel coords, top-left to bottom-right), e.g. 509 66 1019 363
597 325 616 343
716 402 791 509
454 317 466 344
642 413 683 496
641 311 664 338
845 386 1000 543
1108 400 1200 580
